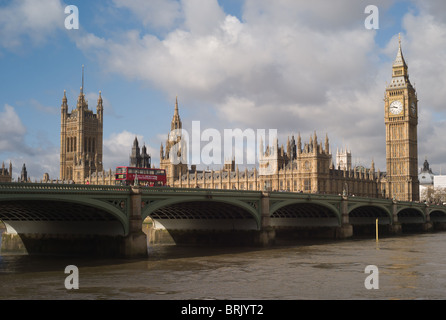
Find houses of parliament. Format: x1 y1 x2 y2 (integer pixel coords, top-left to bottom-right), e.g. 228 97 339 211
53 37 420 202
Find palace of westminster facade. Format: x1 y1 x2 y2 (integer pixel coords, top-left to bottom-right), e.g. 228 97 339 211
51 37 420 201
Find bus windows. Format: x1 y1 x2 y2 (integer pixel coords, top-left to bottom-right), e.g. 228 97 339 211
115 166 167 187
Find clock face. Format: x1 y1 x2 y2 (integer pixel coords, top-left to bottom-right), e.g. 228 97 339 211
410 102 416 115
389 100 403 115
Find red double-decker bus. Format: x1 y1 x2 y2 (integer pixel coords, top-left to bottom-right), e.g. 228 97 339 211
115 166 167 186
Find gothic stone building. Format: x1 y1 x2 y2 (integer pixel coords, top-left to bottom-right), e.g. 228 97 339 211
59 68 104 183
0 161 12 182
130 137 151 168
159 37 418 200
383 35 419 201
159 97 188 185
156 98 382 197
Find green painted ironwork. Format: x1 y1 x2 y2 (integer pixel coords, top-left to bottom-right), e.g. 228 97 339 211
0 183 444 233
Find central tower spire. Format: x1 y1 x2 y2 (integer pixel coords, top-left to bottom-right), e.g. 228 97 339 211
81 64 84 94
392 33 408 78
171 96 182 131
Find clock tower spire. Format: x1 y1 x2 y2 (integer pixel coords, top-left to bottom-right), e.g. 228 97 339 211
384 34 419 201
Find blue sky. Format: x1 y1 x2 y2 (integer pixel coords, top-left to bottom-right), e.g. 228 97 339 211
2 0 446 181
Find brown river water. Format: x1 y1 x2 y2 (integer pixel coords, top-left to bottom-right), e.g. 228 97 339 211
1 228 446 300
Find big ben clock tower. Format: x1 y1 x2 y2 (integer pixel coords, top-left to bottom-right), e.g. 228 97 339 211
384 34 419 201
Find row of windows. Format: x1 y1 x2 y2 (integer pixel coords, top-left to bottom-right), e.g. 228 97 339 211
390 163 408 176
185 179 378 195
66 137 96 153
66 137 77 152
127 168 164 175
388 90 404 96
390 143 408 158
193 183 258 190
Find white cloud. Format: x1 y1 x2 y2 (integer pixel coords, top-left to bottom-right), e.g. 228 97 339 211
103 130 157 170
14 150 59 182
393 6 446 171
113 0 181 30
0 105 26 151
0 0 65 50
400 13 446 113
182 0 226 35
74 1 388 168
72 0 446 173
0 104 60 181
103 130 140 170
242 0 395 31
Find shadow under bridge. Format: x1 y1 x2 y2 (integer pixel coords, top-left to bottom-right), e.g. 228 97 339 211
0 199 127 236
142 196 261 231
269 200 341 227
0 193 131 256
348 205 392 225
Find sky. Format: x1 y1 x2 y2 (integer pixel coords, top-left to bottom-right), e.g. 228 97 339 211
1 0 446 181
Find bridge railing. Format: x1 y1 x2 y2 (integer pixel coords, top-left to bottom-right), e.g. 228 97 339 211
268 191 343 200
140 186 263 197
0 182 132 194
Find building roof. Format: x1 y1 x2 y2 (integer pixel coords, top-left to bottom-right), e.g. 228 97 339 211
419 159 435 185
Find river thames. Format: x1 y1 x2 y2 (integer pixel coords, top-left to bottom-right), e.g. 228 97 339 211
1 229 446 300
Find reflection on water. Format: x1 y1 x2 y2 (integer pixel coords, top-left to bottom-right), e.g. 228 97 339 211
1 231 446 299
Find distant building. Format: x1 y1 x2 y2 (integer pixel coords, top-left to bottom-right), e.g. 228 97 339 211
130 137 151 168
419 159 435 187
0 161 12 182
336 147 352 171
418 159 435 200
19 163 28 182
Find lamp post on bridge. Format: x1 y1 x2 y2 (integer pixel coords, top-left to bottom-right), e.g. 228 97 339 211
343 182 349 199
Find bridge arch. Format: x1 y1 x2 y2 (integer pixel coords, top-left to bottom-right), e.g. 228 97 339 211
0 195 129 235
348 204 392 225
428 208 446 224
269 200 341 227
396 207 426 224
142 197 261 230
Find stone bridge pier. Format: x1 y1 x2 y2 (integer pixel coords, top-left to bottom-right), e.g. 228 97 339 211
122 186 148 257
257 192 276 246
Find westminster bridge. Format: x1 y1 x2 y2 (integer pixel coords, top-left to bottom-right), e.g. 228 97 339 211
1 182 446 257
